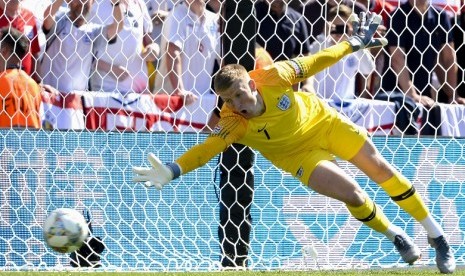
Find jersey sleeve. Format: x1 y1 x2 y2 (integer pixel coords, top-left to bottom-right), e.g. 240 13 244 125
211 111 247 143
175 111 247 174
278 41 353 84
175 136 227 174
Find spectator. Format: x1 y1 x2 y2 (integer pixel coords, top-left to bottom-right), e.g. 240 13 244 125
89 0 157 94
146 0 218 93
354 0 393 96
307 4 376 101
0 26 41 128
206 0 221 13
255 0 310 91
420 1 461 105
386 0 463 100
382 0 464 105
0 0 41 78
145 0 177 45
153 0 220 105
255 0 310 62
211 46 272 269
302 0 366 43
379 0 465 134
38 0 123 94
287 0 310 11
145 0 178 90
355 0 395 24
146 0 217 92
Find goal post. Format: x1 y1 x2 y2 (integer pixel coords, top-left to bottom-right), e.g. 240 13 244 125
218 0 256 268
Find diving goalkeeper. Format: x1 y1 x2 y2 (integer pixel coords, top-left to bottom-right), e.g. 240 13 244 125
133 12 455 274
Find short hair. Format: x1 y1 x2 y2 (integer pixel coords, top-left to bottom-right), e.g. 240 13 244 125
0 26 30 60
213 64 248 93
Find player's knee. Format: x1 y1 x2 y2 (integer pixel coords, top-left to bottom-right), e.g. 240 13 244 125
368 159 395 183
345 189 366 207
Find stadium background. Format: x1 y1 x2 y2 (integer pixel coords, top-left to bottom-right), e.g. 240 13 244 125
1 0 465 272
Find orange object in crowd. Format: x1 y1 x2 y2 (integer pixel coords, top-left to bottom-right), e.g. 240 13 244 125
0 68 41 128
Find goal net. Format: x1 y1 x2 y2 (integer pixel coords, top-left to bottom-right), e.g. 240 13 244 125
1 0 464 272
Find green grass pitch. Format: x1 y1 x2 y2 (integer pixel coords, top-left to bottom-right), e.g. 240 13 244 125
1 268 465 276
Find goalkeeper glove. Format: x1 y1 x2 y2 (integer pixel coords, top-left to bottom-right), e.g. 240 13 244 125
347 12 388 51
132 153 181 190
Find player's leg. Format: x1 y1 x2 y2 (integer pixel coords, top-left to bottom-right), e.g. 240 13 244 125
325 115 424 265
349 139 455 273
328 113 445 235
328 114 433 225
349 140 431 222
306 158 420 264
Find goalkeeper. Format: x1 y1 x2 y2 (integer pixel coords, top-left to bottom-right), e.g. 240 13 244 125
133 12 455 274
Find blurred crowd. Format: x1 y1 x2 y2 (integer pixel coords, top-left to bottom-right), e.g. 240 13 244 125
0 0 464 134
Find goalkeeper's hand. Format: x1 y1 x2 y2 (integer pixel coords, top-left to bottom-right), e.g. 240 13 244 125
347 12 388 51
132 153 180 190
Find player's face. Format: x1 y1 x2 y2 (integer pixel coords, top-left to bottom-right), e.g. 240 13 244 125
219 78 261 119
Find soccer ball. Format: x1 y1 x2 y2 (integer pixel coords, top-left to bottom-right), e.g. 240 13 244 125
43 208 89 253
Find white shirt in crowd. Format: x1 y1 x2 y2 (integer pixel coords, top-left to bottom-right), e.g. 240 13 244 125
38 9 107 93
310 34 375 102
154 1 220 97
145 0 178 44
88 0 153 94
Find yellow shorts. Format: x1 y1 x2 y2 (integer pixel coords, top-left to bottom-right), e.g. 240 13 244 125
270 110 368 184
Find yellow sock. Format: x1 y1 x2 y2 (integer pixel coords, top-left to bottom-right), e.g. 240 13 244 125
379 173 429 221
346 197 389 233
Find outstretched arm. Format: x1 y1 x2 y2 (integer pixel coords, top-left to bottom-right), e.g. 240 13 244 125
175 137 229 175
133 136 229 190
133 114 246 190
289 12 387 83
286 42 353 82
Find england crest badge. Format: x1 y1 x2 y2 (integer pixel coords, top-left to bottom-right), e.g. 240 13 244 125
277 94 291 111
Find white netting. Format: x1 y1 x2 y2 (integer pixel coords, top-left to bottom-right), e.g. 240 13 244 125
0 0 464 272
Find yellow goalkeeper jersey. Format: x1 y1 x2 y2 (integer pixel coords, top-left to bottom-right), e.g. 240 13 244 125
176 41 353 174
